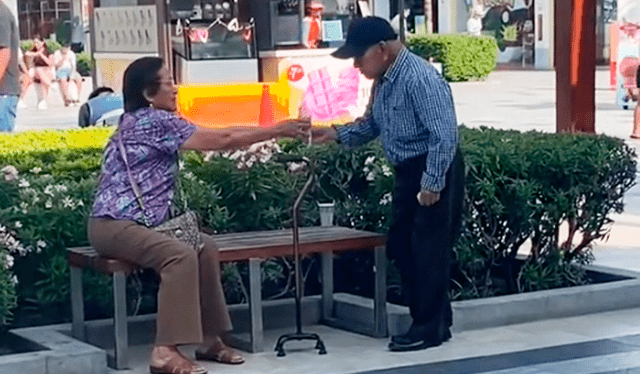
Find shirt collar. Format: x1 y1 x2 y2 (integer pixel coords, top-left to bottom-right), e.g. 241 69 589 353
381 46 409 83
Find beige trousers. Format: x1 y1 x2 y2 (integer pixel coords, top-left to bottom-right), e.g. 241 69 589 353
88 217 232 346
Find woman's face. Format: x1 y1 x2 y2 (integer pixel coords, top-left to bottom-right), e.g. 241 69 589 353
146 66 177 112
33 39 45 51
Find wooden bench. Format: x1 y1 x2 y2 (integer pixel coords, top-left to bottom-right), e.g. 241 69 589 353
67 226 387 369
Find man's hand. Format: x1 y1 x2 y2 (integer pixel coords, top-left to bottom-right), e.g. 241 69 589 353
310 126 338 144
417 189 440 206
275 118 311 139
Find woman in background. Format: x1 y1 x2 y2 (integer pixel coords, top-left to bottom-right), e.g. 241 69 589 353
24 36 54 110
53 44 83 106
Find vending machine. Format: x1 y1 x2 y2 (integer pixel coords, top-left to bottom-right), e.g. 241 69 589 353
269 0 305 47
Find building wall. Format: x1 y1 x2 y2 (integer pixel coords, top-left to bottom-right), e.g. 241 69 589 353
434 0 616 69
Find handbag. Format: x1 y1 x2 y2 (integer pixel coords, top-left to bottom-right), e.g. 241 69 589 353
117 135 205 252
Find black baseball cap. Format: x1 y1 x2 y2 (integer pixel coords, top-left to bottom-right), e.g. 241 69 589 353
332 16 398 59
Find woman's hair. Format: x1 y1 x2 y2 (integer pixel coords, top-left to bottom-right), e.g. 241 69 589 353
122 57 164 113
88 86 114 100
30 36 45 52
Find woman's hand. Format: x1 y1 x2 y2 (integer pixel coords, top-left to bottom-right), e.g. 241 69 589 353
274 119 311 139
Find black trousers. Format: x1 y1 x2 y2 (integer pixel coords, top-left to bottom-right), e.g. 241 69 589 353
387 148 464 337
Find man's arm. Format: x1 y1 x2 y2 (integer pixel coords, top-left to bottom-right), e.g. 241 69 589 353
311 83 381 146
0 13 10 81
0 47 9 81
410 75 458 204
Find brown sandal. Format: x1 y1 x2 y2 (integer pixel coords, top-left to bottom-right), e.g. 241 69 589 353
195 338 245 365
150 353 208 374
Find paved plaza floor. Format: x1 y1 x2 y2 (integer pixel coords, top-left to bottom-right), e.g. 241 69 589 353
9 67 640 373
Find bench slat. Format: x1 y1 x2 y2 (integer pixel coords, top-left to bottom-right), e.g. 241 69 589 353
215 227 386 262
66 227 386 273
67 246 137 274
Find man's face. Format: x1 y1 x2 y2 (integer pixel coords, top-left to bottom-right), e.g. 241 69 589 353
353 43 386 80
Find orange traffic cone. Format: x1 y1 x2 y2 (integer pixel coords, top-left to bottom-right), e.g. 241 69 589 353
258 84 275 128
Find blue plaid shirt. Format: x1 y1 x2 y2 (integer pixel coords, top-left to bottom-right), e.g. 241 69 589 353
335 47 458 192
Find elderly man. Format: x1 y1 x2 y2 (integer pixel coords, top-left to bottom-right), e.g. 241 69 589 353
0 0 20 131
311 16 465 352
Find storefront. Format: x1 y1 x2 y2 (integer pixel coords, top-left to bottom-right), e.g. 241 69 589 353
435 0 547 68
91 0 379 126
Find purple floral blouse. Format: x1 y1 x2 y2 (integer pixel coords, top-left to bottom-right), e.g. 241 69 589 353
91 107 196 226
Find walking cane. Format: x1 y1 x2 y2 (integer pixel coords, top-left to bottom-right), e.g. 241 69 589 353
273 154 327 357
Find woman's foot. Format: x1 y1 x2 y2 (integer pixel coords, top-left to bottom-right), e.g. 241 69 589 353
150 345 207 374
195 336 245 365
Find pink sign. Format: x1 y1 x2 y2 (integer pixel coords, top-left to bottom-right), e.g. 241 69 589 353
303 66 360 121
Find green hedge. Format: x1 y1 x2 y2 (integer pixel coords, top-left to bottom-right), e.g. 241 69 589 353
407 34 498 82
21 39 62 54
0 127 636 328
76 52 93 77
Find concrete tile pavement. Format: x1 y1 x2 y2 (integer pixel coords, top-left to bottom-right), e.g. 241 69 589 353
13 77 93 131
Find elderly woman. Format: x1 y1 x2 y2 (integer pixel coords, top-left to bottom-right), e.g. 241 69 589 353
88 57 309 374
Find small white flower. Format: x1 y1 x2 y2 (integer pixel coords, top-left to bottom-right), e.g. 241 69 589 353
366 170 376 181
11 275 18 284
229 150 243 160
380 192 393 205
62 196 74 209
364 156 376 166
14 221 22 229
1 165 18 181
76 200 84 207
18 179 30 188
44 185 54 196
45 200 53 209
179 161 185 170
5 254 14 269
19 202 28 214
30 167 42 174
288 162 305 173
248 142 262 153
259 154 271 163
36 240 47 250
54 184 67 193
382 165 392 177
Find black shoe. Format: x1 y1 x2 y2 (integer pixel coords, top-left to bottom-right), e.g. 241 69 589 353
388 334 442 352
389 324 451 352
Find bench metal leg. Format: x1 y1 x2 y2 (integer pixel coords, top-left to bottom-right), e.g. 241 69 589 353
321 251 334 320
70 265 85 341
113 271 129 369
373 245 388 338
248 258 264 353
